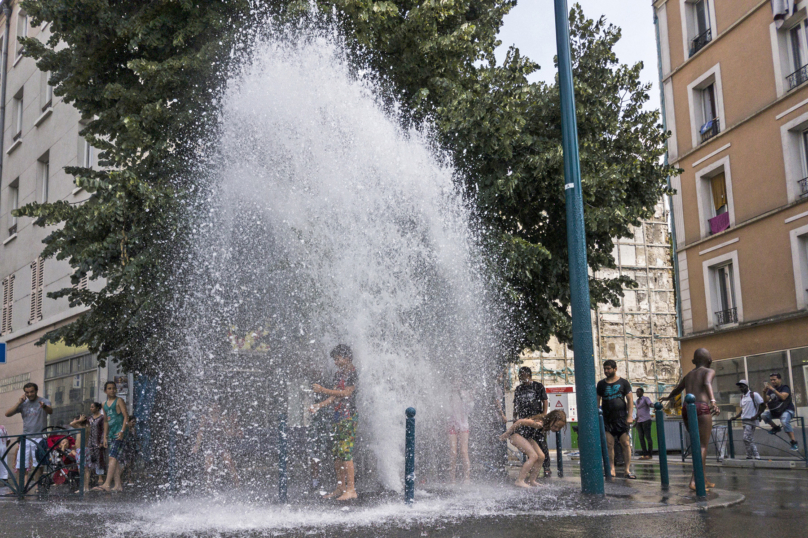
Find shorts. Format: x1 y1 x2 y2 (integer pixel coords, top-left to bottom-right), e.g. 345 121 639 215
332 414 358 462
682 402 711 422
604 419 629 438
15 438 44 470
448 421 469 436
108 439 126 465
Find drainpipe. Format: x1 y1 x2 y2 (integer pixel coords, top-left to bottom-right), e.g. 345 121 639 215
0 1 11 183
653 4 684 343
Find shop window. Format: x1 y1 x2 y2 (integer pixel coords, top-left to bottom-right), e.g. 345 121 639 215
746 351 790 399
44 353 99 427
712 358 746 420
791 347 808 416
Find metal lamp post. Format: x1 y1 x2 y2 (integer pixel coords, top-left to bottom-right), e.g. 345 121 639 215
553 0 605 496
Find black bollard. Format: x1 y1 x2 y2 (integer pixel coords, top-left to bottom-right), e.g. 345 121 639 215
405 407 416 504
598 409 612 480
556 430 564 477
654 402 669 489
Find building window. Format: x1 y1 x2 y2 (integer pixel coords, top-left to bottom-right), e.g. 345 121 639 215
787 21 808 91
8 179 19 236
41 71 53 111
29 257 43 324
687 64 724 149
39 154 49 203
689 0 713 56
80 137 93 168
790 223 808 310
12 90 23 141
43 353 99 427
695 156 734 238
15 11 27 61
702 250 742 329
1 275 14 335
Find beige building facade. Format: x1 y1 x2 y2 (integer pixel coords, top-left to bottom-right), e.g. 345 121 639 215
0 2 120 435
655 0 808 418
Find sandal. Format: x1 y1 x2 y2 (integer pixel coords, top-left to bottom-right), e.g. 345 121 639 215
625 473 637 479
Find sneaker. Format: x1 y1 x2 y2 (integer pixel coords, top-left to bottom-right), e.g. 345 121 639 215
769 425 782 435
745 456 754 460
791 442 799 451
755 456 761 460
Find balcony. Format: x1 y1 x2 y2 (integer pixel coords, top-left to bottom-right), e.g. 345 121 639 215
7 223 16 236
689 28 712 57
700 118 720 143
708 212 730 235
799 177 808 198
715 307 738 326
787 64 808 92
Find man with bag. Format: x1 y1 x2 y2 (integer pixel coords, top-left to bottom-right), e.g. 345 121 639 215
730 379 765 459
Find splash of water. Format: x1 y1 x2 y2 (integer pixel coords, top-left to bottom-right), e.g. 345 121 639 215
178 27 503 493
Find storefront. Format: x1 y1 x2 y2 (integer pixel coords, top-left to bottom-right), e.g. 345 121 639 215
713 346 808 420
43 350 99 428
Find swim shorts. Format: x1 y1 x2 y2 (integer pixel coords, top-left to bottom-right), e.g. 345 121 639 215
604 418 630 438
332 414 358 462
682 401 711 422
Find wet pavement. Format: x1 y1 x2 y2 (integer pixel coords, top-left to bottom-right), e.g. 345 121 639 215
0 463 805 537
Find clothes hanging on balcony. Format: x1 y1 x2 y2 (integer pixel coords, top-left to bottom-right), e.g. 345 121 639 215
709 211 730 234
700 118 716 135
772 0 796 29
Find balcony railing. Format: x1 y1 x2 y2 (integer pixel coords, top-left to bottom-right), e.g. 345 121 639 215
715 307 737 326
799 177 808 198
689 28 712 57
700 118 720 143
787 64 808 92
8 223 16 236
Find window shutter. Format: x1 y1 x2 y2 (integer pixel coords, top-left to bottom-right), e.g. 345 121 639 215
1 275 14 335
29 258 43 324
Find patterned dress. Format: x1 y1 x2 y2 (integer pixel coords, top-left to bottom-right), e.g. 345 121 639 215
86 414 106 474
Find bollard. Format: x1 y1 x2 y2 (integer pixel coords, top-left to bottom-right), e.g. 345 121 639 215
555 430 564 477
279 413 288 503
405 407 416 504
79 428 86 498
598 409 611 481
168 425 177 494
684 394 707 499
654 402 669 489
17 435 26 500
727 419 736 459
801 417 807 466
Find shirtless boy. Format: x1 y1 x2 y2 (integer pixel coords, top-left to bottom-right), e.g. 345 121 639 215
661 348 720 491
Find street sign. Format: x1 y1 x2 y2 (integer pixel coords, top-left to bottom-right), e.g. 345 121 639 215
546 385 577 421
0 342 5 364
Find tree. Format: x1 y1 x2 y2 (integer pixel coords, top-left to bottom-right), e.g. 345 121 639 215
17 0 675 369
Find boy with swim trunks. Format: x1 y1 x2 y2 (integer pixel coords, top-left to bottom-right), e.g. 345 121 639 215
661 348 720 491
309 344 358 501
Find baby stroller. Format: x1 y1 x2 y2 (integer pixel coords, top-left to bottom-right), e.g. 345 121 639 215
36 427 81 493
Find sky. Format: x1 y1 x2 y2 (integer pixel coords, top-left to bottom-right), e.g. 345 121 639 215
495 0 662 112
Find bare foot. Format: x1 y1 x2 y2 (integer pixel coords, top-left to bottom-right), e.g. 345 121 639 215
336 489 358 501
92 485 111 492
610 469 616 477
514 480 533 489
323 489 344 499
689 483 711 492
111 487 123 493
706 481 716 488
527 480 539 487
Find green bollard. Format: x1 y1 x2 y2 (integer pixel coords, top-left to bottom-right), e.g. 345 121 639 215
598 409 611 481
78 428 86 498
727 419 736 459
405 407 416 504
654 402 669 489
18 435 26 500
279 413 288 503
556 430 564 478
684 394 707 499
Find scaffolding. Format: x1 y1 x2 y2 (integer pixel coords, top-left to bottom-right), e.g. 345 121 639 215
519 202 681 402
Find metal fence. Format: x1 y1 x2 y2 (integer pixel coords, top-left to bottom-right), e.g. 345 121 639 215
0 427 86 499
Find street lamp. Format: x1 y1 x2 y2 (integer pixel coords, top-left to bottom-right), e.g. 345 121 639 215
553 0 605 496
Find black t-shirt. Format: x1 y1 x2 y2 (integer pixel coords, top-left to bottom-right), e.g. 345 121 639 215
597 377 632 423
514 381 548 419
766 384 795 418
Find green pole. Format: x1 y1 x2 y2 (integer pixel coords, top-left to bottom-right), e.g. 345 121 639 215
553 0 605 496
654 402 669 489
405 407 416 504
685 394 707 499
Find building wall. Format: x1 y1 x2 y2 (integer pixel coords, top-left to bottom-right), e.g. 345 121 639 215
656 0 808 418
0 4 100 434
518 203 681 403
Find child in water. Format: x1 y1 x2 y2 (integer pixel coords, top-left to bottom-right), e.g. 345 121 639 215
499 410 567 488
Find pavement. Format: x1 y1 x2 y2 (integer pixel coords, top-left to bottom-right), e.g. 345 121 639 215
0 462 806 537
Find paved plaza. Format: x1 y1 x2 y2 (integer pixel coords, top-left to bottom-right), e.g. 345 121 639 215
0 462 805 537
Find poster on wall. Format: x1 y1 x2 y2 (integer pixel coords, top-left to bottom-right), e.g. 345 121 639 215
115 375 129 396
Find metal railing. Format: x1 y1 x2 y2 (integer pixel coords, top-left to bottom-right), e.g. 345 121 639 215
787 64 808 91
700 118 720 143
799 177 808 198
679 420 728 463
715 306 737 326
689 28 712 57
725 417 807 464
0 427 85 499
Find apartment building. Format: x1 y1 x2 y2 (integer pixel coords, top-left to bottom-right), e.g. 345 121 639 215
0 3 124 434
654 0 808 418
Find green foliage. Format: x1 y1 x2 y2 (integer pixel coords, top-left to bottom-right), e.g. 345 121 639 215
16 0 675 369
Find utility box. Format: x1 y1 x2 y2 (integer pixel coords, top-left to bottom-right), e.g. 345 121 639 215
546 385 577 421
